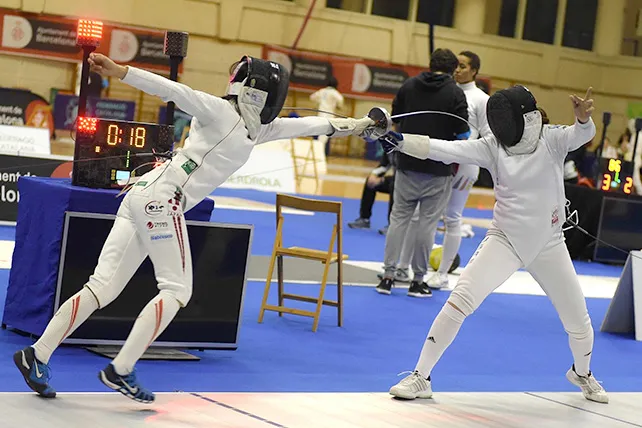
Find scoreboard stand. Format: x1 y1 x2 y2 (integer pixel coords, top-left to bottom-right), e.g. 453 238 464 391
71 20 188 189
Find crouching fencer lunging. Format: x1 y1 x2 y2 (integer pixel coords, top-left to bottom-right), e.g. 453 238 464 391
375 86 608 403
14 53 380 403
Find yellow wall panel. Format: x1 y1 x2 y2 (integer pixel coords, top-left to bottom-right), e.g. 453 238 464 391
1 0 642 142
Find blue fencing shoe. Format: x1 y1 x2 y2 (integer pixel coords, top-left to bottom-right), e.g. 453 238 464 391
13 346 56 398
98 363 155 404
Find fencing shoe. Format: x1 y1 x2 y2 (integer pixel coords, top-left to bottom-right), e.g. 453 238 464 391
99 363 155 404
389 371 433 399
566 366 609 404
427 273 449 289
13 346 56 398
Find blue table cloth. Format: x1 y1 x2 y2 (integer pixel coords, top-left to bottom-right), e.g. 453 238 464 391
2 177 214 336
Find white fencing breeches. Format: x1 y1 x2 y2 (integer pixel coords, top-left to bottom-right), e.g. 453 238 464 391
85 164 193 308
416 230 594 377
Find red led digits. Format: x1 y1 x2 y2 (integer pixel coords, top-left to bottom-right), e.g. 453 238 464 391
76 20 103 47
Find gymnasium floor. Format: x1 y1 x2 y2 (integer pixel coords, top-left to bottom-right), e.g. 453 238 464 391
1 159 640 427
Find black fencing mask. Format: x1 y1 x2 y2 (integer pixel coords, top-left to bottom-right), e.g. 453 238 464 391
227 56 290 138
486 85 542 153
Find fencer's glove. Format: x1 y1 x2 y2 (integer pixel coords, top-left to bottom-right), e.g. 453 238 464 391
378 131 404 154
328 117 375 138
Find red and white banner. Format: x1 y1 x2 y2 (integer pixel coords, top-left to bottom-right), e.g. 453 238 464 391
263 45 492 101
0 8 181 74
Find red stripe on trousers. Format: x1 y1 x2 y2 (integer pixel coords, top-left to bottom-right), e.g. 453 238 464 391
172 216 186 272
147 299 164 348
58 295 81 346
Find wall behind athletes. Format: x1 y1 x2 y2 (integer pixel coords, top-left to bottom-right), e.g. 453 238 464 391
0 0 641 143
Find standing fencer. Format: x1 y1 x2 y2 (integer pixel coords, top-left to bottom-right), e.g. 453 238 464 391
378 85 608 403
396 51 491 288
14 53 376 403
310 76 344 155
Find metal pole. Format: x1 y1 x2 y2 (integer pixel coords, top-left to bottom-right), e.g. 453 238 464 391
77 46 95 118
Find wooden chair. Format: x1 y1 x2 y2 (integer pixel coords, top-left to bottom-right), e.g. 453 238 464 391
258 194 347 332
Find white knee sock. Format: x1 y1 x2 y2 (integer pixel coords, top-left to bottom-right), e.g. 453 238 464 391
32 287 99 364
111 291 181 376
569 325 594 376
415 302 466 378
438 231 462 275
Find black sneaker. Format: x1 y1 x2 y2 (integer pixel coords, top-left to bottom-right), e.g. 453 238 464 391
408 281 432 298
348 218 370 229
376 277 394 295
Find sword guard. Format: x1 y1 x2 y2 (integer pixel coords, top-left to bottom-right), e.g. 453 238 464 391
364 107 392 141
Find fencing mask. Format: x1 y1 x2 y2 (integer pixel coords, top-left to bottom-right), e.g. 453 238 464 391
486 85 542 155
227 56 290 139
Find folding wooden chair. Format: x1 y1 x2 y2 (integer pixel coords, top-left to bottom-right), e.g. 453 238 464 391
258 194 347 332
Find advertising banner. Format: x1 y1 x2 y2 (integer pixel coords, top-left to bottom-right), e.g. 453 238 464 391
0 152 72 222
0 8 180 73
53 94 135 130
263 45 493 100
0 87 54 137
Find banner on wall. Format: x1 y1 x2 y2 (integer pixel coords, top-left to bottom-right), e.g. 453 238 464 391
264 45 423 100
0 124 50 155
0 8 181 73
263 45 493 100
221 141 296 193
53 94 135 130
0 87 54 137
0 152 72 223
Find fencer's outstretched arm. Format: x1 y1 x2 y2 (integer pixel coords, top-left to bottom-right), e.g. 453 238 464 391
256 116 374 144
88 53 221 125
392 133 496 170
256 117 333 143
121 67 222 126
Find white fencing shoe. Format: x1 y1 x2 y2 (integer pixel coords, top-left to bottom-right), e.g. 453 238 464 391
389 371 433 400
427 273 449 289
566 366 609 404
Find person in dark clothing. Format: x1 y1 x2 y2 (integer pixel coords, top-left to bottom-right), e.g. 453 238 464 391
376 48 469 298
348 152 394 233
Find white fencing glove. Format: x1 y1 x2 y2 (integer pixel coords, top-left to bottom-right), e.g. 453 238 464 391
328 116 375 138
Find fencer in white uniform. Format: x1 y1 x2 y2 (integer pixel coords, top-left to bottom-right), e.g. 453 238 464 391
397 52 491 287
310 76 344 151
14 53 376 403
379 86 608 404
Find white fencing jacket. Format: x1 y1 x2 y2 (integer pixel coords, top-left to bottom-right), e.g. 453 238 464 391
398 118 596 266
121 67 332 211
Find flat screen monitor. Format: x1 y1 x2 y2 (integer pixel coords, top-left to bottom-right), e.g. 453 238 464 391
55 212 253 349
594 197 642 264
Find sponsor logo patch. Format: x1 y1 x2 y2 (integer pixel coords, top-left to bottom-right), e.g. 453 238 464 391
151 233 173 241
146 221 169 230
144 201 164 217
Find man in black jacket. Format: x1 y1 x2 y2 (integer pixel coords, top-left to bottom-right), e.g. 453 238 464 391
376 48 469 297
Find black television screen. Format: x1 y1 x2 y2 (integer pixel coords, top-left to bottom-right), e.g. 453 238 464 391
55 212 252 349
594 197 642 264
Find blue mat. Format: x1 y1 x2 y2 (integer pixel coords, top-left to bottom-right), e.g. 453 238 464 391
0 277 640 393
0 187 631 394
